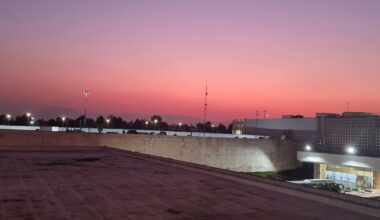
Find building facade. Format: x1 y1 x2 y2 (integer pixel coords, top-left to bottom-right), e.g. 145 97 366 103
302 112 380 192
316 112 380 156
238 115 317 143
235 112 380 192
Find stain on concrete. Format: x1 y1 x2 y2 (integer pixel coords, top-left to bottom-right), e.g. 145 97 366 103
166 208 183 214
74 157 100 162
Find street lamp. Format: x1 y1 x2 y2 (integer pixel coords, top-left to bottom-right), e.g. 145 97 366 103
83 90 89 129
61 117 66 127
305 145 312 151
263 110 269 119
347 146 356 154
145 121 149 130
211 124 215 133
6 114 11 125
26 112 31 125
154 119 158 130
106 119 110 129
30 120 34 125
178 122 182 131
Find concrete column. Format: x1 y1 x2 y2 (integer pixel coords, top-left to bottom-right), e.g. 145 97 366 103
314 164 327 179
320 164 327 179
314 164 320 179
374 170 380 189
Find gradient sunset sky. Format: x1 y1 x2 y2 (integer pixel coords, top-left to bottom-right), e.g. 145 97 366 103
1 0 379 122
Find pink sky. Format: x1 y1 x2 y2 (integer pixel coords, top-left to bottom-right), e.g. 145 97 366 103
1 1 379 122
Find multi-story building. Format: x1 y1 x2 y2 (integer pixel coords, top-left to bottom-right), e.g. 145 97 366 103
299 112 380 192
315 112 380 156
236 115 317 143
235 112 380 192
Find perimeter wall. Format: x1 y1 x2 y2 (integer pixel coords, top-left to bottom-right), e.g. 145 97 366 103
0 130 299 172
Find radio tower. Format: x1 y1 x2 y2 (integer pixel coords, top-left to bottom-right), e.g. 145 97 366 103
203 82 208 126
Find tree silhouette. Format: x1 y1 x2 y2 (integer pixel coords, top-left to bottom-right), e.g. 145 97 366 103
14 114 29 126
96 116 105 133
106 115 126 129
196 123 204 132
0 112 233 134
0 115 6 125
76 115 85 128
216 123 227 133
150 115 162 123
227 123 233 133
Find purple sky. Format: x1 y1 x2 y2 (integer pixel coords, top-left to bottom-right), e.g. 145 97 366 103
1 0 379 122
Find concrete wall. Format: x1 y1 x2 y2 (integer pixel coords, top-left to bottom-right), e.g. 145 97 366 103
0 130 299 172
100 134 299 172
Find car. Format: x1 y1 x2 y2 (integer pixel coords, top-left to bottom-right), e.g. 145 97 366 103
127 130 138 134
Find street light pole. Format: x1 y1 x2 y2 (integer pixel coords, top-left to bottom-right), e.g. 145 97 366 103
26 112 31 125
83 91 89 130
61 117 66 127
255 110 259 134
263 110 267 119
6 114 11 125
203 82 208 134
154 119 158 130
106 119 110 129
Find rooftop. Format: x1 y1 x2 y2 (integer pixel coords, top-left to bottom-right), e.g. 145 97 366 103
0 149 377 220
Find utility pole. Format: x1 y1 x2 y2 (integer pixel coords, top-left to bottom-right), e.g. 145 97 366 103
190 123 193 136
203 82 208 133
255 110 260 134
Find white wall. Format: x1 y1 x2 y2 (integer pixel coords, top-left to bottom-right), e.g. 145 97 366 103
0 125 39 131
245 118 317 131
1 125 266 139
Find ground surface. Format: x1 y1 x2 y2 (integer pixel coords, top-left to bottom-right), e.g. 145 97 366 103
0 149 377 220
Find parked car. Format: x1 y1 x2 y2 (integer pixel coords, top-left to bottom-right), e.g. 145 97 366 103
127 130 138 134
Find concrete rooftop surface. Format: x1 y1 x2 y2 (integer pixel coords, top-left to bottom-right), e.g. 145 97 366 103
0 149 377 220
